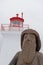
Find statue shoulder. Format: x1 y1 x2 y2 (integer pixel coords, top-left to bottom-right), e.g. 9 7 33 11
37 52 43 65
37 52 43 58
9 51 21 65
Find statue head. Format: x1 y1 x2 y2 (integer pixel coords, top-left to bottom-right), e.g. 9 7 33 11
21 29 41 63
21 29 41 52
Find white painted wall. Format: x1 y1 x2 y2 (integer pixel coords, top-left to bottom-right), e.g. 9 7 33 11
0 31 21 65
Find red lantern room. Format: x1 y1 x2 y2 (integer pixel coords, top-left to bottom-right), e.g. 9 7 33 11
10 13 24 27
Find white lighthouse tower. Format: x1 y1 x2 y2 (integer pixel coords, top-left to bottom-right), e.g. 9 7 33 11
0 13 29 65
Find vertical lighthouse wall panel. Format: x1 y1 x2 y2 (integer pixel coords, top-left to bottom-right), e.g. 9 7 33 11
0 31 21 65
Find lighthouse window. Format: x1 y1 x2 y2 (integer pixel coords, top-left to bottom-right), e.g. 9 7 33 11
11 21 22 25
11 20 23 27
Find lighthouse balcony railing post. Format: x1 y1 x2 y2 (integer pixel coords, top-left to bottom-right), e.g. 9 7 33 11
0 24 29 31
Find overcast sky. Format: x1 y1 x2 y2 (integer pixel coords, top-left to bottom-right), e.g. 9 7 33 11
0 0 43 24
0 0 43 46
0 0 43 39
0 0 43 65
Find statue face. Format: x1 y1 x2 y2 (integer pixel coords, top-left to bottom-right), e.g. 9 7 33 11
22 33 36 48
22 33 36 63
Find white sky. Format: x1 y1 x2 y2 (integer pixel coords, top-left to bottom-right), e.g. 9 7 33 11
0 0 43 24
0 0 43 30
0 0 43 46
0 0 43 65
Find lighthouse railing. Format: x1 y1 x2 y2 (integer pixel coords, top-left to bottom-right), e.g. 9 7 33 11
0 24 29 31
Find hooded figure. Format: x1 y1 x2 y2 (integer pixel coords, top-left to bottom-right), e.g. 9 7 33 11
9 29 43 65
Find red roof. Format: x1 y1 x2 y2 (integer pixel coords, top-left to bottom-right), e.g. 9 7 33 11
10 17 24 22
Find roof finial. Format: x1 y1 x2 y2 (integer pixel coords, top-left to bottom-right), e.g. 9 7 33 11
16 14 19 17
21 12 23 18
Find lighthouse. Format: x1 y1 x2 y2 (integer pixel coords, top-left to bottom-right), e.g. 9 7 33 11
9 13 24 31
1 13 29 31
0 13 29 65
10 13 24 27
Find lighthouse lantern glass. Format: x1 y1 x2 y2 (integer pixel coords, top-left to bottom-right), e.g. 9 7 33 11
11 20 23 27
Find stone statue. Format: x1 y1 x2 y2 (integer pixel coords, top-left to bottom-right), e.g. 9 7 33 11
9 29 43 65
